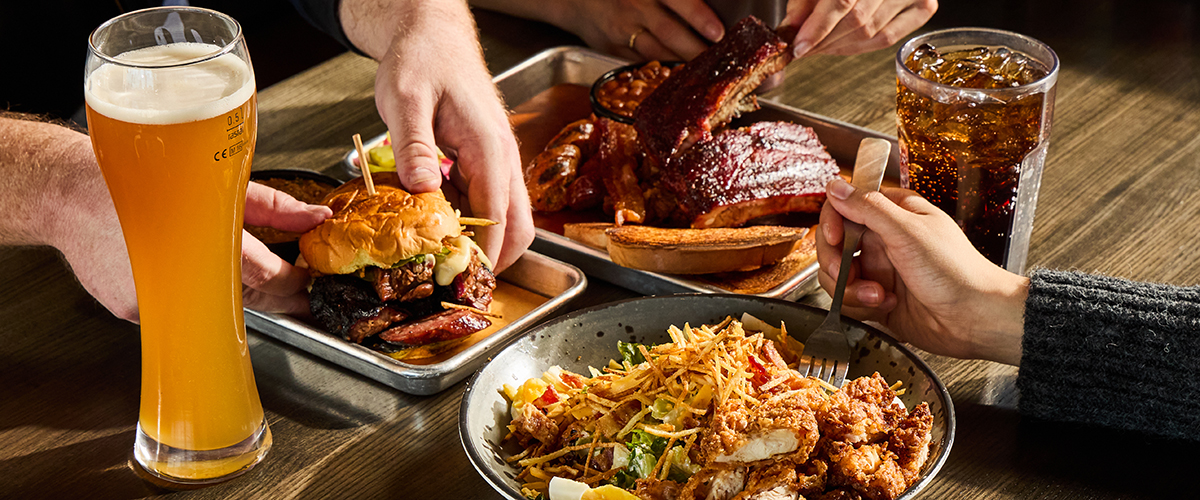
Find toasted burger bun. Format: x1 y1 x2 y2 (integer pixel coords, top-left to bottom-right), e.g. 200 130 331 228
299 172 460 275
606 225 805 274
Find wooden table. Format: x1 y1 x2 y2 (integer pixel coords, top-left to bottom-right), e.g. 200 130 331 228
2 4 1198 498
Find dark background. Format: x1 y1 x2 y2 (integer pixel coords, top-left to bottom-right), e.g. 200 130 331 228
5 0 1195 122
0 0 346 122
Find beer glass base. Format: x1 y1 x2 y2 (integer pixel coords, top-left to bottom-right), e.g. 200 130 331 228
133 420 272 486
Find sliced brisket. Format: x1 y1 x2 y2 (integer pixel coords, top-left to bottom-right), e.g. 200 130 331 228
373 257 435 302
310 250 497 345
451 252 497 310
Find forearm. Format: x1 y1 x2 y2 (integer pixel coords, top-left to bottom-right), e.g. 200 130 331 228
340 0 481 61
0 115 110 249
1017 269 1200 440
467 0 569 28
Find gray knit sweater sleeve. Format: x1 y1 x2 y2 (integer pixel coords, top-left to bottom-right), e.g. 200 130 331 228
1017 269 1200 440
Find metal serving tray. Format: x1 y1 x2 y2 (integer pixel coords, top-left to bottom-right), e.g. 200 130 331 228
345 47 901 300
245 251 586 395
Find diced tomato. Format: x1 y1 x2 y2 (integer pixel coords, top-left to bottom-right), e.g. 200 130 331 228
747 355 772 389
535 386 561 407
560 371 586 389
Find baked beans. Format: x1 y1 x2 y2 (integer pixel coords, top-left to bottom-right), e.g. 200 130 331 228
594 61 680 118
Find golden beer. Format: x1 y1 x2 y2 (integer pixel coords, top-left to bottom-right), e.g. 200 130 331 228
85 9 270 484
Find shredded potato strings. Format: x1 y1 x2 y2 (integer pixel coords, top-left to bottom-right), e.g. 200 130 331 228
496 315 931 500
498 316 831 497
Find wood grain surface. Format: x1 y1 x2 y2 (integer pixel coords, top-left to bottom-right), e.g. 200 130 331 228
1 2 1197 499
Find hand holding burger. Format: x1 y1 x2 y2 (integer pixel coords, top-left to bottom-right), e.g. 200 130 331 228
299 173 498 360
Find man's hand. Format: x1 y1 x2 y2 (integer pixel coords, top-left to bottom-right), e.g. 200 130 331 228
341 0 534 273
241 183 332 314
2 116 333 323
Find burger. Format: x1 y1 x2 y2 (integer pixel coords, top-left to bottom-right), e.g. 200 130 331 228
299 172 497 360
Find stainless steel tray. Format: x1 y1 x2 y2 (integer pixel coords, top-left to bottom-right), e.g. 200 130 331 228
245 251 587 395
345 46 902 300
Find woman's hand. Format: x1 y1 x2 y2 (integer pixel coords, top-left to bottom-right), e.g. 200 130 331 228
781 0 937 57
472 0 725 61
816 178 1027 365
562 0 725 61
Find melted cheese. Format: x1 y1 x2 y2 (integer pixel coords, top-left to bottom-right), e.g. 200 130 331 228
433 235 491 286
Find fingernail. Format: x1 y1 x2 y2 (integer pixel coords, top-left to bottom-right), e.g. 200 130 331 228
793 41 812 59
706 24 724 42
858 286 880 305
826 260 840 279
408 167 441 187
308 205 332 218
827 177 855 200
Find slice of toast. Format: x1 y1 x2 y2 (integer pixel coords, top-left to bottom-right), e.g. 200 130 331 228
605 225 806 275
563 222 614 251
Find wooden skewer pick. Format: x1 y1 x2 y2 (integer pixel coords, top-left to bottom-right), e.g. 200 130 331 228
352 133 377 196
459 216 499 227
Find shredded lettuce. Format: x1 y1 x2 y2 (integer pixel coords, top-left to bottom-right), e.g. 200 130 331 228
617 341 646 366
665 446 700 483
649 398 674 420
626 430 666 479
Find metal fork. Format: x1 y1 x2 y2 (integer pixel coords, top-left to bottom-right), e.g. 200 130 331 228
798 138 891 388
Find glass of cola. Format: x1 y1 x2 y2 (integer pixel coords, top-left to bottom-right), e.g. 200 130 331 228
896 28 1059 274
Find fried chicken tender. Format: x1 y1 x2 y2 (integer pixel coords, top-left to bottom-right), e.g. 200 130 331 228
796 459 829 497
824 442 908 500
817 373 905 444
888 403 933 483
809 489 864 500
701 390 821 465
679 467 749 500
514 401 559 446
635 478 683 500
731 461 800 500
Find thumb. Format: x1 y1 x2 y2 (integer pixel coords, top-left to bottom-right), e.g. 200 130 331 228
383 97 444 194
244 182 331 231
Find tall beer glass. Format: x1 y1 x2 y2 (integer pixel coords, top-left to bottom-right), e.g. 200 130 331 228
84 7 269 484
896 28 1059 274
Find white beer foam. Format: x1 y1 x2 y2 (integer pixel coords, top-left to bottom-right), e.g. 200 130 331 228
85 43 255 125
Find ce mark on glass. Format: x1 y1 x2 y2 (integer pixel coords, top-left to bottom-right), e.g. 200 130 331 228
214 109 247 161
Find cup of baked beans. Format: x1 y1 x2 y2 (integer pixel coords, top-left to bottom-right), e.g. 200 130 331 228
590 60 683 124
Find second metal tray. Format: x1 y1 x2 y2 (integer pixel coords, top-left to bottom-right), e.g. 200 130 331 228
245 251 586 395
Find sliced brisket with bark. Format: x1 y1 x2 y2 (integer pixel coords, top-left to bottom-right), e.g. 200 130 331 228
310 274 395 343
451 253 497 310
310 251 496 345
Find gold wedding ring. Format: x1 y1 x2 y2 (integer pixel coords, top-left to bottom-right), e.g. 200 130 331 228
628 28 647 50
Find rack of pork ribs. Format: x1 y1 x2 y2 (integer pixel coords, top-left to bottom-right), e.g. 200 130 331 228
523 16 841 230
